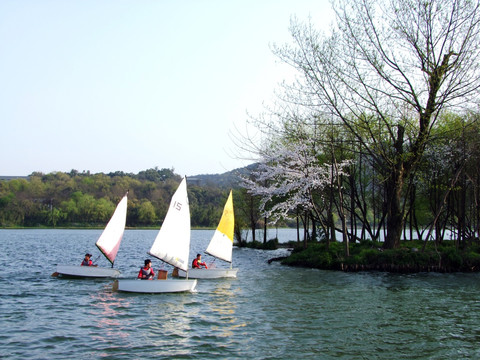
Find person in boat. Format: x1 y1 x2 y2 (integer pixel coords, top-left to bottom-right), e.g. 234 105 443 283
138 259 155 280
81 253 96 266
192 254 208 269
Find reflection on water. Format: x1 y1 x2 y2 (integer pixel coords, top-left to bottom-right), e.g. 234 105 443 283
147 295 196 351
205 281 246 338
89 286 131 343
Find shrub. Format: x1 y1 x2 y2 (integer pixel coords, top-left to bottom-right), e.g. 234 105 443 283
358 248 381 265
281 239 480 272
441 247 463 268
464 251 480 269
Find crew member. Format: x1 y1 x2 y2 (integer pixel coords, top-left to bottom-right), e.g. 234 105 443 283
138 259 155 280
192 254 208 269
81 253 93 266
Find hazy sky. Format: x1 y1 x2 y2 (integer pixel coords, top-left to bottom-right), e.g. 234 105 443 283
0 0 333 176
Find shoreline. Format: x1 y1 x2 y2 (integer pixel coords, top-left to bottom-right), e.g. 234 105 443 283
268 239 480 274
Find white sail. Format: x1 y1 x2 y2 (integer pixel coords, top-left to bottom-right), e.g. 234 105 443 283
95 192 128 265
148 177 191 272
205 190 234 263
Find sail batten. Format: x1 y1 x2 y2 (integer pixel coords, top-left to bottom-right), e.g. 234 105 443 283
205 190 234 263
95 192 128 265
148 178 191 272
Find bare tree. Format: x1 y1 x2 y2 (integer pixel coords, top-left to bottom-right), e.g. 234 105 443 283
273 0 480 248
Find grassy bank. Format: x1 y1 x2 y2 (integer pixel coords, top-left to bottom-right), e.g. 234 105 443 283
280 240 480 273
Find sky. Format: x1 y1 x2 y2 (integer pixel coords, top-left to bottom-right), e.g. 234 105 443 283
0 0 333 177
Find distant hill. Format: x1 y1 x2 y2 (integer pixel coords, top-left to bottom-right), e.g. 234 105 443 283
0 164 259 189
190 163 258 188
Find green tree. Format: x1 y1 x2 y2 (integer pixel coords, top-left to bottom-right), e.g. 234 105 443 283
93 198 115 224
138 200 157 225
270 0 480 248
76 193 97 223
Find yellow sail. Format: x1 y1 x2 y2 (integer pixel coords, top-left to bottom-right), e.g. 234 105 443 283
217 190 234 241
205 190 234 262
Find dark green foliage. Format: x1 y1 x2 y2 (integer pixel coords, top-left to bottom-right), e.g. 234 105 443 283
137 168 179 183
237 238 279 250
283 243 333 268
440 246 463 269
463 251 480 270
282 240 480 272
188 186 226 228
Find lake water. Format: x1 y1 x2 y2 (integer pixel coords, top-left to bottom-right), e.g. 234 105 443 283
1 229 480 359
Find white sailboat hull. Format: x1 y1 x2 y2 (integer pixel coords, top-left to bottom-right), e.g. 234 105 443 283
177 268 238 279
114 279 197 293
56 265 121 278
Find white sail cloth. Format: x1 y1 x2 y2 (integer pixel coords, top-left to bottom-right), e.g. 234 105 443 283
95 193 128 265
148 178 191 272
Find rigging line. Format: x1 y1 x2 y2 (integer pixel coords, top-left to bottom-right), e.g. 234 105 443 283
93 254 101 265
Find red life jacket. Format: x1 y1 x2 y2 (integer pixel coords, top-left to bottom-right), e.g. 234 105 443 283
138 266 154 279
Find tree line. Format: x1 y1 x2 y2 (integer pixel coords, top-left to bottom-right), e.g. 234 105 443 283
0 168 243 229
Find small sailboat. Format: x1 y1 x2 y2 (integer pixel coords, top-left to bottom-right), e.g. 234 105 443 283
177 190 238 279
114 177 197 293
54 192 128 278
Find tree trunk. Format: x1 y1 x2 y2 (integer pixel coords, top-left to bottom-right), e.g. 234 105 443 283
383 126 406 249
263 215 267 244
383 174 404 249
303 211 309 249
311 212 317 242
251 217 256 243
296 213 300 243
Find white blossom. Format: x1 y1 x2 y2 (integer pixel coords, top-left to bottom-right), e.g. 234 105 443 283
242 137 351 224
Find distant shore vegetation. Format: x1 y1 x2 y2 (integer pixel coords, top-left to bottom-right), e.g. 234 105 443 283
0 168 239 229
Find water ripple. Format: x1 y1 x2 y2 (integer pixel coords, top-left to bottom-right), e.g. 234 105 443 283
1 229 480 359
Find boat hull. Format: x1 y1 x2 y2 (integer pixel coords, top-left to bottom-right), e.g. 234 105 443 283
177 268 238 279
114 279 197 293
56 265 121 278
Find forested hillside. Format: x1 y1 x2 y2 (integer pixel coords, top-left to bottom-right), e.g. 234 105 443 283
0 167 249 228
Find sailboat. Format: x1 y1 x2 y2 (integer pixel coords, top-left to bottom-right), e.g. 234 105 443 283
177 190 238 279
114 177 197 293
54 192 128 278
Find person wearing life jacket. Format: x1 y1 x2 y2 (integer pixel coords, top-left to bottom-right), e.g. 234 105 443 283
138 259 155 280
81 253 93 266
192 254 208 269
